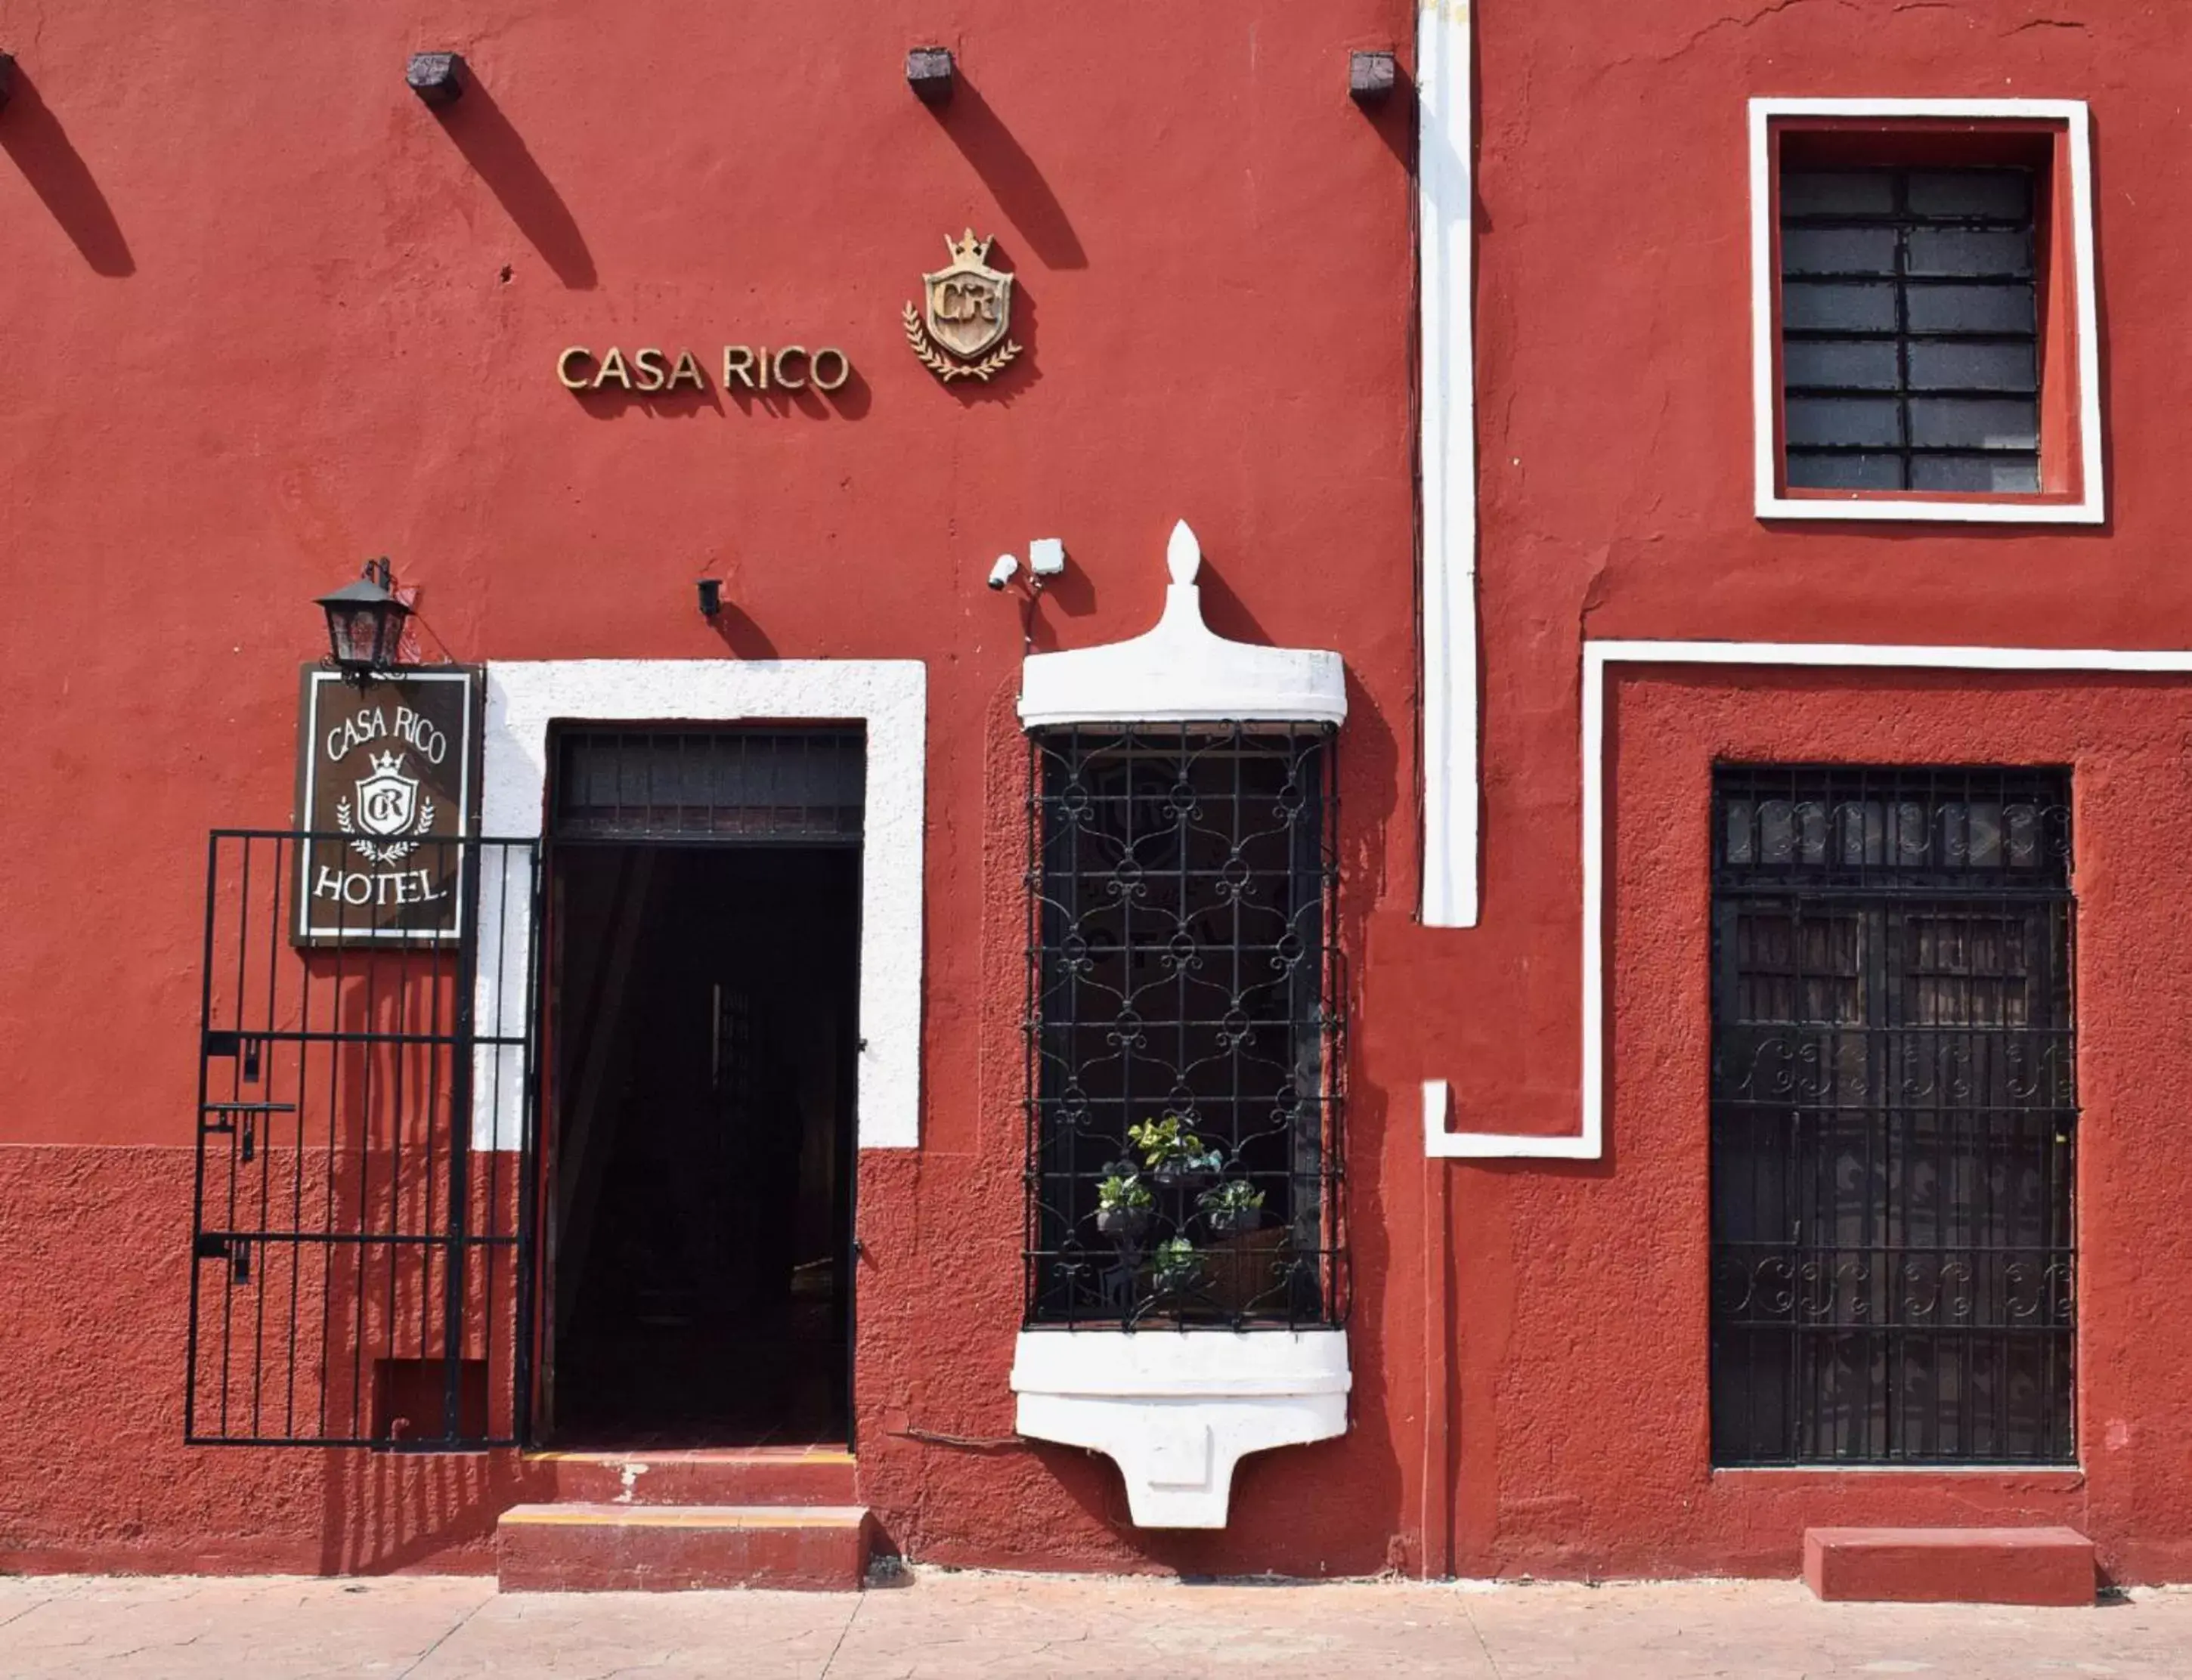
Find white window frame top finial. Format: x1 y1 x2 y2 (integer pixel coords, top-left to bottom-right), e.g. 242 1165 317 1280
1015 520 1347 730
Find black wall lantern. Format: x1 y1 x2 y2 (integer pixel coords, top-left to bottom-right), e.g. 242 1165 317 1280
317 557 412 680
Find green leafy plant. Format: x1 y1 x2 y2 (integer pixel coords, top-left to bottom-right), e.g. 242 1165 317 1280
1200 1177 1265 1235
1127 1115 1223 1182
1150 1236 1203 1293
1097 1173 1156 1212
1201 1179 1264 1212
1094 1171 1155 1239
1126 1115 1190 1164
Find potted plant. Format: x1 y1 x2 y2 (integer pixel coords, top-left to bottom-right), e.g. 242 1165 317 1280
1199 1178 1265 1236
1149 1236 1203 1295
1094 1172 1154 1240
1127 1114 1224 1190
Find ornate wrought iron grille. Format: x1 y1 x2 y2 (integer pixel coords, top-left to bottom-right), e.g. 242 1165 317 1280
1023 725 1345 1330
186 832 541 1449
1780 166 2042 493
1710 767 2076 1465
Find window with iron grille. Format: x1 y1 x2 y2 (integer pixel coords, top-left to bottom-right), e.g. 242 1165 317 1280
1023 725 1345 1330
1710 766 2076 1466
1781 166 2042 494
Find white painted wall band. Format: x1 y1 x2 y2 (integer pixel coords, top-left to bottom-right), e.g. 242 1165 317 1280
1426 640 2192 1159
1418 0 1479 929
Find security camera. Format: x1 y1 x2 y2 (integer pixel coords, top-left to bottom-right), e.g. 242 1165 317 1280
986 554 1020 590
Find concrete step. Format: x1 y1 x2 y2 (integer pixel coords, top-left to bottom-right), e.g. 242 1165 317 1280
497 1502 870 1592
1804 1526 2096 1606
525 1446 857 1507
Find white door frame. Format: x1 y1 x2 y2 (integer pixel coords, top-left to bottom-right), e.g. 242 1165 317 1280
470 658 927 1151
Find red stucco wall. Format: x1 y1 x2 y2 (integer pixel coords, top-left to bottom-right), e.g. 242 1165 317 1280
1519 670 2192 1585
3 0 2190 1583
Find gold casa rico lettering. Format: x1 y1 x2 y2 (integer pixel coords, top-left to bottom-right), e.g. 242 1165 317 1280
557 345 853 394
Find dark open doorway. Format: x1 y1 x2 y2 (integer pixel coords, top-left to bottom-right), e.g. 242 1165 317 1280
544 729 862 1449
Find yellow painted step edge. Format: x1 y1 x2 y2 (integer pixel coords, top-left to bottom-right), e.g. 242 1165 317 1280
500 1504 867 1529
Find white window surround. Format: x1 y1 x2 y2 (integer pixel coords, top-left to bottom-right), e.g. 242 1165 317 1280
1426 639 2192 1159
471 658 926 1151
1013 520 1351 1528
1749 97 2104 525
1011 1331 1351 1528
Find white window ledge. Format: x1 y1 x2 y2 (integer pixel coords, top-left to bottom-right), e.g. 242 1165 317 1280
1010 1329 1350 1528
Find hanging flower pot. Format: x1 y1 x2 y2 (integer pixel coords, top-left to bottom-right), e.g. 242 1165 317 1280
1148 1236 1204 1296
1199 1179 1265 1236
1093 1171 1154 1242
1152 1156 1218 1193
1095 1204 1152 1241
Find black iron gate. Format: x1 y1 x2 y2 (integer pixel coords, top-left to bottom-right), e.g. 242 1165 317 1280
186 831 543 1449
1708 767 2078 1466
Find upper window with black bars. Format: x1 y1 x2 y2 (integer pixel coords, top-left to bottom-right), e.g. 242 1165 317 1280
1710 766 2076 1468
1779 166 2041 494
1023 725 1345 1331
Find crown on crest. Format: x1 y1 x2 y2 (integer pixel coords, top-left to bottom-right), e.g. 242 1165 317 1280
944 227 994 266
368 750 408 776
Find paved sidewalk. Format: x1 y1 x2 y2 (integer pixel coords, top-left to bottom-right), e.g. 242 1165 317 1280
0 1570 2187 1678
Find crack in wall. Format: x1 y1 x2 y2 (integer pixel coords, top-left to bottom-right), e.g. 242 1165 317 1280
1642 0 1860 64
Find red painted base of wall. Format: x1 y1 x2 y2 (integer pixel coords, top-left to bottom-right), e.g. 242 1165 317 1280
8 1076 2192 1588
1805 1528 2097 1606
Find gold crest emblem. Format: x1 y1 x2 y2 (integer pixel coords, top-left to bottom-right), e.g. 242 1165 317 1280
904 230 1023 382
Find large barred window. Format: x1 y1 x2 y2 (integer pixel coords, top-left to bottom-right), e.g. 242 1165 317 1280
1023 725 1344 1329
1711 766 2076 1465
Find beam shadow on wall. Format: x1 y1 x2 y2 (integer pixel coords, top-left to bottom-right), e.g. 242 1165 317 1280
426 73 596 289
1350 49 1416 173
704 597 779 661
924 76 1085 271
0 70 133 276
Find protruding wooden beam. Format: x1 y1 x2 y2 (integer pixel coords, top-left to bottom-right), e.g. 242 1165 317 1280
906 46 954 106
407 51 467 108
1349 50 1397 104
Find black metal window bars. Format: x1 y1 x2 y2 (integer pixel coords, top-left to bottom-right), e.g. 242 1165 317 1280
553 727 865 845
1709 766 2076 1466
1023 724 1345 1331
1780 166 2044 494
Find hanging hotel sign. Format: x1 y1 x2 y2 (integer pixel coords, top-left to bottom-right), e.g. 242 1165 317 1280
903 230 1021 382
293 667 481 945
